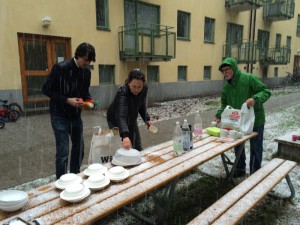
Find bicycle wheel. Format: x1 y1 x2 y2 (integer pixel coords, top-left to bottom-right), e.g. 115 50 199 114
0 121 5 128
8 103 24 116
8 110 20 122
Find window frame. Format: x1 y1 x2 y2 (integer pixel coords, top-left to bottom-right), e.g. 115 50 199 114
95 0 110 31
203 66 212 80
297 15 300 37
147 65 159 83
178 66 187 81
204 17 215 44
177 10 191 41
98 64 115 84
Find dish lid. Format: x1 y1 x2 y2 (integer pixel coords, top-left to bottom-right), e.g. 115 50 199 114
112 148 142 166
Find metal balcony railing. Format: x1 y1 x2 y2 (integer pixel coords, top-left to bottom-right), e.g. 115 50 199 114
263 0 295 22
222 41 259 63
118 23 176 61
225 0 263 11
258 45 291 65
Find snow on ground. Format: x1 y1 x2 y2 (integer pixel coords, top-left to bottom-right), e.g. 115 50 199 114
11 85 300 224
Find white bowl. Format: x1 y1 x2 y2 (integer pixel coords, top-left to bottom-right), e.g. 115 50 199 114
107 166 130 182
63 183 85 198
55 174 82 190
83 174 110 191
83 163 107 176
0 198 28 212
109 166 125 177
60 184 90 203
0 190 28 204
112 149 142 166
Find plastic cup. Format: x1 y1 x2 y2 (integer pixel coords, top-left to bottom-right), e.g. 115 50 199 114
292 134 297 141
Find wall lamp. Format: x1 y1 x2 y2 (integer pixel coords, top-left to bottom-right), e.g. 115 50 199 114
42 16 52 28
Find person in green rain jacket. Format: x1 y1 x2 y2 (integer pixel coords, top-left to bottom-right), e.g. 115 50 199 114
214 57 271 177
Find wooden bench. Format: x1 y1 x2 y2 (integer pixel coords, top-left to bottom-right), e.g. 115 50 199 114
274 130 300 161
187 158 297 225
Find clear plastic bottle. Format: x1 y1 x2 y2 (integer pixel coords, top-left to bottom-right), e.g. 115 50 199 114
182 119 191 151
173 121 184 156
194 111 202 139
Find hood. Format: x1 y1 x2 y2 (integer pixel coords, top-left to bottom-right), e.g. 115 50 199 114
218 57 240 75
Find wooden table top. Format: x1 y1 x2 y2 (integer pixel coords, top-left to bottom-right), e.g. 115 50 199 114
0 131 257 225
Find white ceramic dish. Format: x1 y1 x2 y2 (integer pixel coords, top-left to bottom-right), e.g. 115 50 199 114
83 163 108 176
55 175 82 190
111 158 142 167
83 175 110 191
0 190 28 204
112 148 142 166
107 166 130 182
0 199 28 212
60 184 90 203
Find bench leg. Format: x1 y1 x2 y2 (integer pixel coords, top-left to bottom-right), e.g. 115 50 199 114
268 174 296 200
124 177 179 225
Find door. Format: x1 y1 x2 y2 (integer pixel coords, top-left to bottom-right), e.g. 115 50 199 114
18 33 71 106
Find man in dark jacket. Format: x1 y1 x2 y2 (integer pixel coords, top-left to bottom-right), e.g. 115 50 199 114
42 42 96 179
107 69 153 151
215 57 271 177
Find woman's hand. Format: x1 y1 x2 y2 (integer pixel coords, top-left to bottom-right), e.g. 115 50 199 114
122 137 131 150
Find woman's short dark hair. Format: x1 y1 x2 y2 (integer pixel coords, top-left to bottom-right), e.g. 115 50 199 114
75 42 96 62
125 68 146 85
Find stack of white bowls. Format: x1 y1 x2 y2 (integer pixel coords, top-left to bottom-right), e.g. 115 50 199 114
107 166 130 182
0 190 28 212
55 173 83 190
83 163 107 176
83 174 110 191
60 183 90 203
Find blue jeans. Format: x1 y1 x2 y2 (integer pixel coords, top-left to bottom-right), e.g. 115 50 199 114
234 125 264 175
51 115 84 179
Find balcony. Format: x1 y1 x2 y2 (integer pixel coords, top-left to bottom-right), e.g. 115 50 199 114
258 46 291 65
222 41 258 64
225 0 263 12
263 0 295 22
118 23 176 61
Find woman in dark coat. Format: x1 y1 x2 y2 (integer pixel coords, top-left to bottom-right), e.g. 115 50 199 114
107 69 153 151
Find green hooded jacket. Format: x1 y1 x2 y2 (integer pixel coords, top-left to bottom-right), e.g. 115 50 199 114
215 57 271 128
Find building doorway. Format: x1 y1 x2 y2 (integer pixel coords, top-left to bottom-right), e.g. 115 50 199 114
17 33 71 111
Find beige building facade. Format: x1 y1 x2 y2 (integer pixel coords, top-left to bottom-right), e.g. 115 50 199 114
0 0 299 112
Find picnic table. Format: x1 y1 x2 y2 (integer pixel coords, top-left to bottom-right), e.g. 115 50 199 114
0 130 257 225
274 129 300 161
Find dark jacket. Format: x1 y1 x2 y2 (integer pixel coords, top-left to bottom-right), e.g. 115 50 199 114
107 85 150 139
215 57 271 127
42 58 92 118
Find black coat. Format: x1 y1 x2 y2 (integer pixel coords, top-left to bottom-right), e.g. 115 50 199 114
42 59 92 118
107 85 150 139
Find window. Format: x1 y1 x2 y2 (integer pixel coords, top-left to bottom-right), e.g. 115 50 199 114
177 11 190 40
96 0 109 30
124 0 160 34
275 34 281 49
257 29 270 60
99 65 115 84
178 66 187 81
226 23 243 45
204 66 211 80
286 36 291 48
297 15 300 37
274 67 278 77
204 17 215 43
147 66 159 82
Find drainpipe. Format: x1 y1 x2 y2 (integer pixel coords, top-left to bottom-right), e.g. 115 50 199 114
251 9 257 74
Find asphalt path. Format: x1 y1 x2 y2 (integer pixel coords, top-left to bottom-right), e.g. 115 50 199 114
1 92 300 189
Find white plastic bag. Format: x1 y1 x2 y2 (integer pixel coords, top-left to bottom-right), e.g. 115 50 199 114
221 103 255 135
239 103 255 135
221 105 242 131
88 129 122 164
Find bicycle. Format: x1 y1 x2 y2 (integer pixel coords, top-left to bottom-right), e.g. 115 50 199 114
284 72 300 85
0 116 5 129
0 99 24 116
0 101 21 122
